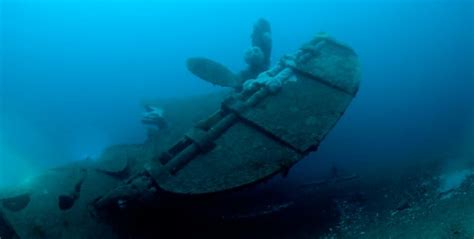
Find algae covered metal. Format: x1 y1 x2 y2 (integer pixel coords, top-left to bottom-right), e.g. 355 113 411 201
147 34 361 195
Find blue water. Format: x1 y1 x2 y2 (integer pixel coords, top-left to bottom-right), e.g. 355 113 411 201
1 0 473 188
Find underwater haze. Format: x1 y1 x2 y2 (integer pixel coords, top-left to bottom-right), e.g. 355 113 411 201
1 0 473 191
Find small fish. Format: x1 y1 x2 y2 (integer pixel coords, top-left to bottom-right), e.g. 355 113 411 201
186 57 242 88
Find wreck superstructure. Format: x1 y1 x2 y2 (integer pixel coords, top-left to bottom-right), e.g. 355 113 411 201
148 35 360 195
0 27 360 238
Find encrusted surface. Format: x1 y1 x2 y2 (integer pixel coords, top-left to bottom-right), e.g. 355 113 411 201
294 37 361 96
157 122 301 194
235 74 353 153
